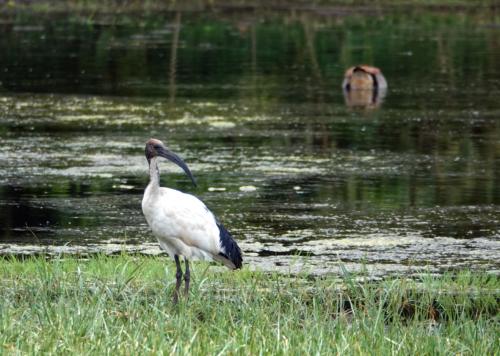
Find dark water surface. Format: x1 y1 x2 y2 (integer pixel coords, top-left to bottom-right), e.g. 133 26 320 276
0 8 499 276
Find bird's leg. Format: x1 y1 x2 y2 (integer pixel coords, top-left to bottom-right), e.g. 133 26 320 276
184 258 190 297
173 255 183 304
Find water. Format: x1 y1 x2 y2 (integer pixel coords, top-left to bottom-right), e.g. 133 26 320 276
0 7 499 276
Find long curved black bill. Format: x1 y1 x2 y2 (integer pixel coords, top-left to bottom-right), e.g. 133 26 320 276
157 146 197 187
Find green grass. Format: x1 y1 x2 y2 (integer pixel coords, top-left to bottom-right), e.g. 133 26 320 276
0 254 498 354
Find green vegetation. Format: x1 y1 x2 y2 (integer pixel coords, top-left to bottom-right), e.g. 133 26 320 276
0 254 498 354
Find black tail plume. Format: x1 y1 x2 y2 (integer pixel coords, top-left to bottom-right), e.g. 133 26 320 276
216 221 243 269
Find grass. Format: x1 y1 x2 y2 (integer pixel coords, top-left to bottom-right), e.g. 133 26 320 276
0 254 498 354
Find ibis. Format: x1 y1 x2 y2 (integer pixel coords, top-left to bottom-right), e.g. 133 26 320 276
141 138 242 303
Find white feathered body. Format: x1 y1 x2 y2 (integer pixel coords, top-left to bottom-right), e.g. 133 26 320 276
142 183 222 261
142 157 242 269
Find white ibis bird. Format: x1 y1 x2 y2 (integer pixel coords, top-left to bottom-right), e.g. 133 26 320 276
142 138 242 303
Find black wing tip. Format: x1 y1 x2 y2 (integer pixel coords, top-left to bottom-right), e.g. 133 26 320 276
219 252 243 269
232 249 243 269
216 221 243 270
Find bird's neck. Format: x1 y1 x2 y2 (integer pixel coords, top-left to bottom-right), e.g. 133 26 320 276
148 157 161 189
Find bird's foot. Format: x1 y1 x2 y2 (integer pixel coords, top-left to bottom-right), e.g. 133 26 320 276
184 278 190 298
172 290 180 305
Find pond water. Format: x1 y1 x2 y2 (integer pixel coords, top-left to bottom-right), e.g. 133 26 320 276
0 7 499 276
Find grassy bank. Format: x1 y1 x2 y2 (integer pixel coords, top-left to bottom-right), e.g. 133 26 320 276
0 254 498 354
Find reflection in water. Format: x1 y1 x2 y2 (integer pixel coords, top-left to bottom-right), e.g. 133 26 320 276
169 12 181 103
0 8 499 275
342 86 387 109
